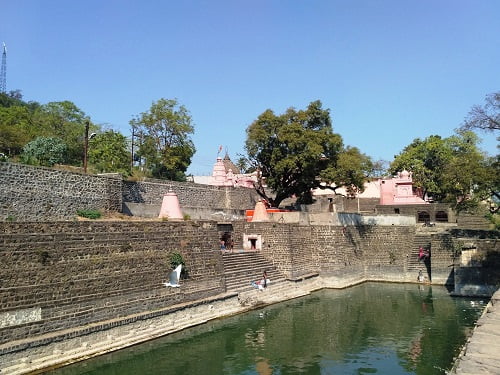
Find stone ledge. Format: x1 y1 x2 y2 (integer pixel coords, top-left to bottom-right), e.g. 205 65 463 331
285 273 319 282
0 291 238 356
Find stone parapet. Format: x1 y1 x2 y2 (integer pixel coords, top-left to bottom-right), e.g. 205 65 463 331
0 163 260 222
122 179 259 211
0 162 122 221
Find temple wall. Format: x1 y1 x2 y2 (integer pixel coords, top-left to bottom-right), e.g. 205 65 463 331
376 203 457 223
233 222 454 284
122 179 259 210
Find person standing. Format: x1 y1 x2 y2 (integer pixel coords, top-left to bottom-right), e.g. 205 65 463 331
262 271 268 288
418 247 425 262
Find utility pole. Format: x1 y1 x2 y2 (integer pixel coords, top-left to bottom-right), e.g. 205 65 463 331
130 125 135 172
0 43 6 93
83 119 90 173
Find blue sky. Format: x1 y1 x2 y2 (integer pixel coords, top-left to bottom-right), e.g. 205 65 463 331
2 1 499 175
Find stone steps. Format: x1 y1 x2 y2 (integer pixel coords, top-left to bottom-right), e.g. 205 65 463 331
457 214 491 230
0 292 243 373
0 276 314 374
222 252 286 292
407 234 431 272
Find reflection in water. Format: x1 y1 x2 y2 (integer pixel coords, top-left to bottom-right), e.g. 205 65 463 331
255 357 272 375
50 283 487 375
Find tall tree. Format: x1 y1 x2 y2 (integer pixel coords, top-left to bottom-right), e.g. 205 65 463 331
130 98 195 181
441 131 494 212
319 146 374 198
0 92 40 156
245 100 370 207
461 92 500 132
390 131 496 212
0 105 34 155
33 101 88 165
87 130 130 175
389 135 452 201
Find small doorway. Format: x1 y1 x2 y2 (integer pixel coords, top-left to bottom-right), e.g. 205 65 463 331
243 234 262 251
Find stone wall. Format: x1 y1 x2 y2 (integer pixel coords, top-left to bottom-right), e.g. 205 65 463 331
0 162 122 221
449 230 500 296
1 219 495 364
122 179 259 210
455 214 492 230
0 221 225 345
233 222 464 286
0 163 260 221
376 203 456 223
232 222 453 284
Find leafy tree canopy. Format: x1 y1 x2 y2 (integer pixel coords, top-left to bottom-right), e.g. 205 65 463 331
20 136 68 167
130 98 195 181
0 105 34 155
0 92 124 174
389 135 452 201
0 90 40 109
88 130 130 176
320 146 374 198
245 100 372 207
390 131 497 213
33 101 89 164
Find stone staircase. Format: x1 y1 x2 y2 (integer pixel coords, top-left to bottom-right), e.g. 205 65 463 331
457 214 491 230
222 252 286 292
407 234 432 272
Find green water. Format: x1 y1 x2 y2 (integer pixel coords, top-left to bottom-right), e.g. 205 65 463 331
50 283 487 375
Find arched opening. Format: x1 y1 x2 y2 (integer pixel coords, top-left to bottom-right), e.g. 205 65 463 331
417 211 430 223
435 210 448 222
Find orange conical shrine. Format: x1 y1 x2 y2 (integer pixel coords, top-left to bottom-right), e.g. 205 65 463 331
251 201 269 222
158 191 183 220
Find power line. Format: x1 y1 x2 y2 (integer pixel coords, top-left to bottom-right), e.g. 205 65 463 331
0 42 6 93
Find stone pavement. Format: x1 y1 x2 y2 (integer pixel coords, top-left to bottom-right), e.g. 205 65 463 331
452 289 500 374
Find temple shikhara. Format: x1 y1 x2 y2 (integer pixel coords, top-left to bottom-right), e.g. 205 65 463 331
379 170 428 205
194 152 257 188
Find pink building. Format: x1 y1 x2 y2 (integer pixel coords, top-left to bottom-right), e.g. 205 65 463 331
193 154 256 188
380 170 428 205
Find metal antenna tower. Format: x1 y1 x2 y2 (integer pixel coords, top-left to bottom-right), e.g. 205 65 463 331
0 43 6 93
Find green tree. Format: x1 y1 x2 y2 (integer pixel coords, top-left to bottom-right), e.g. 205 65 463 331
0 105 34 155
489 154 500 214
235 154 253 174
369 159 389 178
441 131 497 213
389 135 452 201
33 101 89 165
0 91 37 108
319 146 374 198
245 100 369 207
20 136 68 166
0 92 41 157
130 98 195 181
390 131 496 213
88 130 130 175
